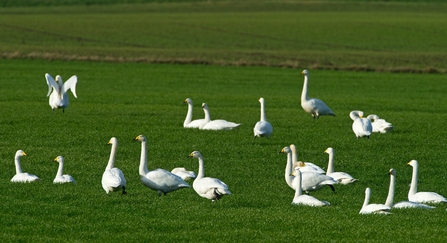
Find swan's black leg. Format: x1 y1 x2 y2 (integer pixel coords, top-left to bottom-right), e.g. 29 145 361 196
329 185 336 193
121 186 127 195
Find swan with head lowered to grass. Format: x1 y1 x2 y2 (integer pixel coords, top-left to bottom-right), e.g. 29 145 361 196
324 147 357 185
53 156 76 184
366 114 394 133
253 97 273 138
407 160 447 204
102 137 127 195
199 103 240 130
45 73 77 113
300 69 335 119
359 187 391 215
350 110 372 139
291 167 330 206
134 135 190 196
188 151 231 202
290 144 325 174
171 167 196 181
11 150 40 183
183 98 205 128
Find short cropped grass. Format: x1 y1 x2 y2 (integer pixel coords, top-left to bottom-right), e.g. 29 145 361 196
0 59 447 242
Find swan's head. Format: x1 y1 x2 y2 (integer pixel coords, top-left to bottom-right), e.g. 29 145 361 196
388 168 396 176
134 135 146 142
55 75 63 83
408 160 418 167
188 151 202 159
349 110 364 120
184 98 192 105
324 147 334 155
15 150 27 157
300 69 309 76
54 156 64 163
365 187 371 194
293 161 306 168
366 114 378 121
258 97 264 103
201 103 209 110
289 144 296 153
108 137 118 145
279 146 291 154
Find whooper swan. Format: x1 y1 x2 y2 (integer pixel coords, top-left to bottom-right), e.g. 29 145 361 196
53 156 76 184
291 167 330 206
171 167 196 181
45 73 77 113
300 69 335 119
290 144 325 174
324 147 357 185
359 187 391 215
134 135 190 196
188 151 231 202
11 150 40 183
199 103 240 130
407 160 447 204
350 110 372 139
183 98 205 128
102 137 127 195
366 114 394 133
253 97 273 138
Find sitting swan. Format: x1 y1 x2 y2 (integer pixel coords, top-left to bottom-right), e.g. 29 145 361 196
290 144 325 174
188 151 232 202
171 167 196 181
300 69 335 119
199 103 240 130
253 97 273 138
291 167 330 206
324 147 357 185
183 98 205 128
350 110 372 139
102 137 127 195
359 187 391 214
45 73 77 113
366 114 394 133
53 156 76 184
134 135 190 196
407 160 447 204
385 168 434 209
11 150 40 183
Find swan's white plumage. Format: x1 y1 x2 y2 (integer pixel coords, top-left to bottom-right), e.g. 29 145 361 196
171 167 196 181
134 135 190 196
188 151 231 202
183 98 206 128
350 110 372 138
324 147 357 185
407 160 447 204
45 73 77 112
101 137 127 194
359 188 391 215
11 150 40 183
199 103 240 130
290 144 325 174
300 69 335 119
253 97 273 137
291 167 330 206
53 156 76 184
366 114 394 133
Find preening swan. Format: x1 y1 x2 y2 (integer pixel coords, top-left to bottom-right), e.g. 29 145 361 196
359 187 391 215
53 156 76 184
291 167 330 206
253 97 273 137
134 135 190 196
188 151 231 202
407 160 447 204
199 103 240 130
300 69 335 119
102 137 127 195
324 147 357 185
45 73 77 112
366 114 394 133
385 168 434 209
11 150 40 183
183 98 205 128
350 110 372 138
171 167 196 181
290 144 325 174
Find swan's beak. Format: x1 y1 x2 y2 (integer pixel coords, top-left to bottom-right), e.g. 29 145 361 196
53 157 58 162
134 135 140 141
290 172 295 176
279 148 285 154
300 71 305 75
188 153 194 158
22 151 27 156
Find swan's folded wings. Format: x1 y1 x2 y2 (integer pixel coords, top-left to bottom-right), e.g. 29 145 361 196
63 75 78 98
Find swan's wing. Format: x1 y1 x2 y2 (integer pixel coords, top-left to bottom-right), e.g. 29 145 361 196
393 201 435 209
360 204 391 214
410 192 447 204
201 120 240 130
254 121 273 137
63 75 78 98
102 168 126 188
147 169 189 187
293 195 329 206
194 177 230 195
328 172 357 184
304 162 325 174
45 73 58 97
185 119 206 128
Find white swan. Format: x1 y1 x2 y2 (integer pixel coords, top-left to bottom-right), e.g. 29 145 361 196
366 114 394 133
253 97 273 137
385 168 434 209
324 147 357 185
300 69 335 119
290 144 325 174
407 160 447 204
101 137 127 195
188 151 231 202
199 103 240 130
350 110 372 138
359 187 391 214
53 156 76 184
11 150 40 183
291 167 330 206
183 98 205 128
171 167 196 181
134 135 190 196
45 73 77 112
280 146 337 194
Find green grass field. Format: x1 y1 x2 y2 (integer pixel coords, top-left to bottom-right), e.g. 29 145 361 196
1 1 447 242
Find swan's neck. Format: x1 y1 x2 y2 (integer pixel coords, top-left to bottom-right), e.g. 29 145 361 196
326 151 335 174
363 189 371 208
285 152 293 187
106 142 117 170
409 163 418 197
385 173 395 207
184 103 194 126
290 146 297 163
293 171 303 197
196 156 205 180
301 74 309 102
14 155 23 174
260 100 267 122
203 107 211 123
56 161 64 177
139 141 149 176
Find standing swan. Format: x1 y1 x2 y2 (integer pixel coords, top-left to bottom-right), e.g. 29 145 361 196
45 73 77 112
134 135 190 196
53 156 76 184
291 167 330 206
359 187 391 214
350 110 372 139
366 114 394 133
324 147 357 185
300 69 335 119
407 160 447 204
183 98 205 128
199 103 240 130
188 151 232 202
11 150 40 183
253 97 273 137
102 137 127 195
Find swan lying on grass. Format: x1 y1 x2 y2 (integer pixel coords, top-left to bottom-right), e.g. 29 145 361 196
253 97 273 137
366 114 394 133
350 110 372 138
171 167 196 181
45 73 77 113
199 103 240 130
324 147 357 185
300 69 335 119
359 187 391 215
291 167 330 207
407 160 447 204
11 150 40 183
183 98 205 128
102 137 127 195
53 156 76 184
